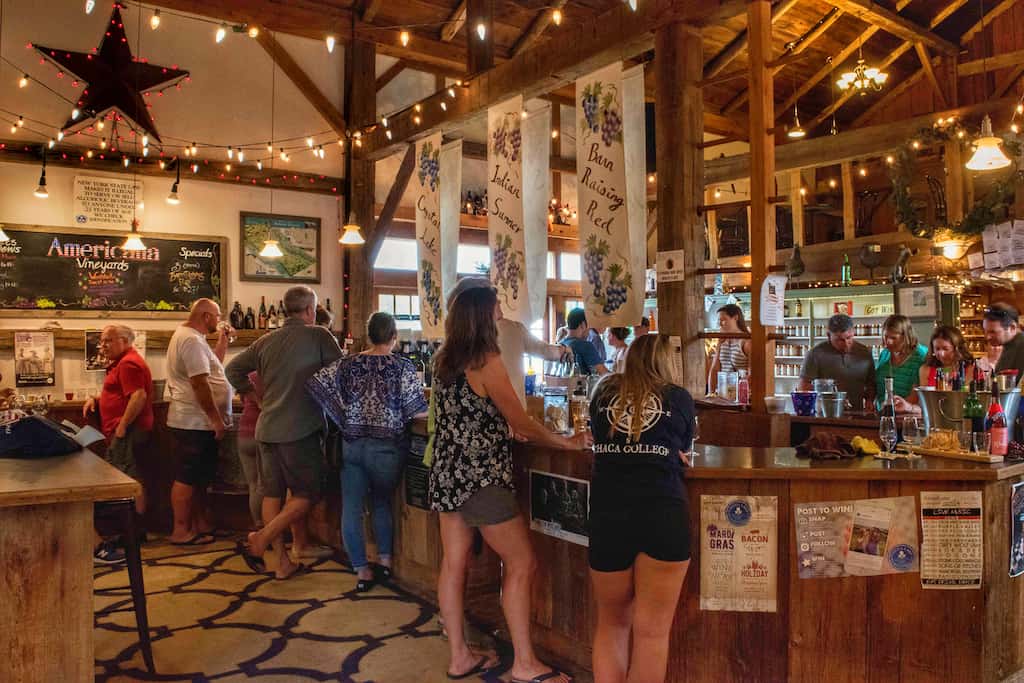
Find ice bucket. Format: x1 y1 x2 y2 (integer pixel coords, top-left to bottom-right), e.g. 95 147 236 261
915 387 1020 433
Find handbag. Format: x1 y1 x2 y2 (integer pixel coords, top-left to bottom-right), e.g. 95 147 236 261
0 414 82 458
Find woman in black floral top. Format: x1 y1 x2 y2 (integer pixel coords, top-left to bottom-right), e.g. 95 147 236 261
430 280 590 683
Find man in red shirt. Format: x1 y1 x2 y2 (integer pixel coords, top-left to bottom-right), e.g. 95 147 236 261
84 324 154 512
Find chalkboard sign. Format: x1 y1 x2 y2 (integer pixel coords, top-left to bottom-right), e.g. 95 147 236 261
0 225 226 317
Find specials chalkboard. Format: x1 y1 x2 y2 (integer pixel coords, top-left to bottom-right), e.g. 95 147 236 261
0 225 226 317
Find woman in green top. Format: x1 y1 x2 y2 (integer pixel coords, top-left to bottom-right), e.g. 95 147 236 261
874 315 928 414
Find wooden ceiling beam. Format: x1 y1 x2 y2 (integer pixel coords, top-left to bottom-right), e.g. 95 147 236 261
369 144 415 263
707 97 1017 184
958 48 1024 77
994 64 1024 99
702 0 800 80
440 0 469 42
376 61 407 91
459 137 577 174
255 31 347 137
359 0 749 160
960 0 1018 44
511 0 568 57
915 43 949 109
828 0 958 56
362 0 384 23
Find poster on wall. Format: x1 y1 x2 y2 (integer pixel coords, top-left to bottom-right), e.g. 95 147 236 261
414 133 460 339
486 96 550 324
73 175 144 230
1013 482 1024 578
920 491 983 589
529 470 589 546
14 331 55 387
759 274 788 327
85 329 147 371
574 62 646 328
700 495 778 612
794 496 919 578
239 212 321 283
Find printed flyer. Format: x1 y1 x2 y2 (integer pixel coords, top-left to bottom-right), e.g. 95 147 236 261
920 491 983 589
529 470 589 547
700 495 778 612
14 331 55 388
794 496 919 578
1012 482 1024 578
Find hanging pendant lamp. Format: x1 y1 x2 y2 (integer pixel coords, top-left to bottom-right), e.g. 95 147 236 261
966 115 1012 171
339 211 365 245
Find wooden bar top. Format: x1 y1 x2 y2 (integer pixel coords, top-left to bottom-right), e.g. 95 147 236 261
0 449 140 508
686 444 1024 481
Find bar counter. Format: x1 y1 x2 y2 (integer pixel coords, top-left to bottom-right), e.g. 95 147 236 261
392 437 1024 683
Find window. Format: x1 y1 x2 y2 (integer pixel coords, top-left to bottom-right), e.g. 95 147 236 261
559 252 581 281
547 251 556 279
377 293 421 331
565 299 584 317
457 244 491 274
523 318 549 375
374 238 417 270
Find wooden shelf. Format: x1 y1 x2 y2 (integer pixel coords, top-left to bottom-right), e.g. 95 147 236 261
0 327 275 352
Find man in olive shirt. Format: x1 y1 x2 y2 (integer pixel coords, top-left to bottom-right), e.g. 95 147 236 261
798 314 876 410
985 302 1024 380
227 285 342 579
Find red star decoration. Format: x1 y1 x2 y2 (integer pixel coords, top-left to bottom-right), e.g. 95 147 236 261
33 4 188 143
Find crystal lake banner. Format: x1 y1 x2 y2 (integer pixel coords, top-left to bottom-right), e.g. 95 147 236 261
575 63 647 328
414 134 460 339
487 96 550 323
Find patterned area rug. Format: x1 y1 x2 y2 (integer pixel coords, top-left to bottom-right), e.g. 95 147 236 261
94 538 513 682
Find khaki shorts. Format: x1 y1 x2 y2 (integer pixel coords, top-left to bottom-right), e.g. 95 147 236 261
258 431 324 504
106 428 148 480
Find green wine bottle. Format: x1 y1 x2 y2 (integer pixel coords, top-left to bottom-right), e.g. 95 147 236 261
841 254 852 286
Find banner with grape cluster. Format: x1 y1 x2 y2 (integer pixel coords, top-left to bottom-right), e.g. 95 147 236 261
487 96 550 323
414 133 458 339
574 63 647 328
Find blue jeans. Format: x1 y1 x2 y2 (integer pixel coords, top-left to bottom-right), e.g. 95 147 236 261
341 437 406 571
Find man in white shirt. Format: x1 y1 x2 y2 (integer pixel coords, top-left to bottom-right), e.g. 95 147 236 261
166 298 234 545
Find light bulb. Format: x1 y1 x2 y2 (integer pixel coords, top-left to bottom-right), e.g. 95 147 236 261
57 131 64 141
400 30 410 47
0 227 8 242
885 155 894 165
191 163 198 174
190 143 197 156
227 147 234 159
911 140 920 149
625 0 638 10
414 103 422 113
142 147 149 157
141 135 148 147
828 178 837 189
84 0 94 14
306 137 314 147
17 116 24 127
9 125 15 134
326 35 336 53
47 139 55 149
86 149 93 158
122 234 146 251
448 87 456 98
381 116 388 127
266 142 273 152
238 149 244 162
385 130 393 140
99 139 107 149
1018 104 1024 114
647 174 655 183
71 108 80 120
551 130 559 139
413 115 421 125
225 163 232 171
440 101 447 111
123 157 130 167
248 25 259 38
215 24 227 44
137 199 145 210
150 10 160 30
96 119 105 130
714 188 722 198
19 74 28 88
159 160 165 169
257 160 263 171
476 22 486 40
552 8 563 25
859 167 867 177
166 183 180 204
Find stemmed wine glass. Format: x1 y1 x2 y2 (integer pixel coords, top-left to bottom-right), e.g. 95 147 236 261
880 416 898 455
902 416 923 449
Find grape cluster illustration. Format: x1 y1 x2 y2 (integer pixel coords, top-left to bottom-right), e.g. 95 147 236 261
490 115 523 162
417 142 440 191
603 263 630 314
583 234 631 315
420 260 442 325
583 235 608 299
491 234 524 302
580 81 623 147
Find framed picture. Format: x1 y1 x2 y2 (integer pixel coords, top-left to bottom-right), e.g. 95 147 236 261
895 281 940 320
529 470 590 546
240 211 321 283
834 301 854 315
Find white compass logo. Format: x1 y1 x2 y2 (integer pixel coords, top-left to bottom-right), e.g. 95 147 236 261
606 393 668 435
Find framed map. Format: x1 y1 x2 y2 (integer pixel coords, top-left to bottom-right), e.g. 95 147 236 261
240 211 321 283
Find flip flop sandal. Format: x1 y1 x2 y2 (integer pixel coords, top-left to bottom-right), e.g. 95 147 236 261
236 541 268 574
447 655 499 680
206 528 235 539
511 670 572 683
170 533 216 547
274 563 311 581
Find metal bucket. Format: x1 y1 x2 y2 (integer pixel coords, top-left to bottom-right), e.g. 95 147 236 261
819 391 847 418
915 387 1020 432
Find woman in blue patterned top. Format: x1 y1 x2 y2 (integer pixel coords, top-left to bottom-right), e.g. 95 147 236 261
307 312 427 591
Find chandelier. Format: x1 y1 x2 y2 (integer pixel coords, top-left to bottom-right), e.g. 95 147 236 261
836 44 887 94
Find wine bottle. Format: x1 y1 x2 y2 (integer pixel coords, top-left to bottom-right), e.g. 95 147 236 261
229 301 244 330
841 254 852 286
267 302 277 329
963 381 984 434
258 296 268 330
277 300 285 326
987 383 1009 455
325 298 333 313
795 299 803 316
244 306 256 330
883 376 896 420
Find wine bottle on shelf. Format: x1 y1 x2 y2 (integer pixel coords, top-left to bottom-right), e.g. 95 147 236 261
987 382 1009 456
841 254 852 286
795 299 803 316
267 302 277 329
229 301 244 330
326 298 333 313
258 296 268 330
277 300 286 326
244 306 256 330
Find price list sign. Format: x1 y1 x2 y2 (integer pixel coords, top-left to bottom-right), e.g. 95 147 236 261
920 491 983 589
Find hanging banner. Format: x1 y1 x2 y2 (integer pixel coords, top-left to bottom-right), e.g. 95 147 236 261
700 495 778 612
14 331 55 388
794 496 919 578
575 63 646 328
439 139 462 308
413 132 458 339
487 97 550 323
73 175 144 230
920 491 983 589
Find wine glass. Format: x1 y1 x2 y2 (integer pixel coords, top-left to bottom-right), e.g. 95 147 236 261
902 416 923 448
880 416 898 454
690 416 700 458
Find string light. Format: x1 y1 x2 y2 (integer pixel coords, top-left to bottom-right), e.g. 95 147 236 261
859 166 867 177
829 178 837 188
96 119 105 130
57 131 64 141
123 156 130 167
326 35 336 53
99 139 107 149
306 136 314 147
159 160 165 170
799 187 807 196
413 115 421 125
552 8 563 25
911 140 920 149
886 155 894 164
247 25 259 38
215 23 227 43
257 160 263 171
16 116 23 127
19 74 28 88
414 103 422 113
476 22 486 40
551 130 559 139
440 101 447 111
71 107 80 120
385 130 393 140
266 142 273 153
150 9 160 30
142 146 149 157
142 135 149 147
400 30 410 47
381 116 388 127
237 148 244 162
225 162 231 171
86 149 93 158
84 0 95 14
647 174 655 183
227 147 234 159
9 124 16 134
714 187 722 198
280 148 289 161
316 145 325 159
190 142 198 155
47 138 55 149
191 163 198 174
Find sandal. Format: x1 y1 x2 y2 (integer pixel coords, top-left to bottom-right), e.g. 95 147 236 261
447 654 499 680
376 564 393 582
237 541 267 574
274 563 311 581
170 533 215 546
511 670 572 683
355 576 376 593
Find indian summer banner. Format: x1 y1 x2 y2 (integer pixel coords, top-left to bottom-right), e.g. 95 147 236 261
415 133 459 339
575 62 647 328
487 95 550 323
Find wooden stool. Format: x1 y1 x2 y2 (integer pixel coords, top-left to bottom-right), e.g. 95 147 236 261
95 499 155 673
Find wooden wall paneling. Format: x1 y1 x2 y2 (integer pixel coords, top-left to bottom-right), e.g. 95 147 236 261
746 0 775 413
788 480 871 683
745 478 791 683
655 22 705 399
981 479 1024 682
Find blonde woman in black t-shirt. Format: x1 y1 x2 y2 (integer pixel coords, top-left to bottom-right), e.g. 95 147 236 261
588 334 696 683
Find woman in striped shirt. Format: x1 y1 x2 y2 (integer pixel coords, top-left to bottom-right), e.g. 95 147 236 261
708 304 751 394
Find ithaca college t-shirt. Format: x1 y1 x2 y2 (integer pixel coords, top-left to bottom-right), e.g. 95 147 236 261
588 384 695 504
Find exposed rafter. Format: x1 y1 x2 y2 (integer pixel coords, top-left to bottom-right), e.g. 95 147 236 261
362 0 384 23
512 0 568 57
703 0 800 80
958 48 1024 76
828 0 959 55
440 0 468 42
376 61 407 91
960 0 1018 44
915 43 948 109
369 145 415 263
255 31 346 137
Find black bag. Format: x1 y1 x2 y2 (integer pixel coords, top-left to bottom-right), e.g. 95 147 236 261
0 414 81 458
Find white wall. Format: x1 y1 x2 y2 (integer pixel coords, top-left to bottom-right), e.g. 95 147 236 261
0 161 343 395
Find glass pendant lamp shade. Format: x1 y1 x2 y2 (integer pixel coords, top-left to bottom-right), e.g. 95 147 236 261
259 239 284 258
965 115 1012 171
339 211 365 245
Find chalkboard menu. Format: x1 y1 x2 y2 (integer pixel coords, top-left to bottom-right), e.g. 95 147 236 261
0 225 226 316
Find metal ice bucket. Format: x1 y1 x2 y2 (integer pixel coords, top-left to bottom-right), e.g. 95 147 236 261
915 387 1020 433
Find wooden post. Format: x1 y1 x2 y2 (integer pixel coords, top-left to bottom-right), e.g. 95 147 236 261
705 188 719 263
466 0 494 75
552 105 562 205
946 142 966 223
747 0 776 412
655 22 704 397
789 170 804 247
344 39 376 342
841 161 855 240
